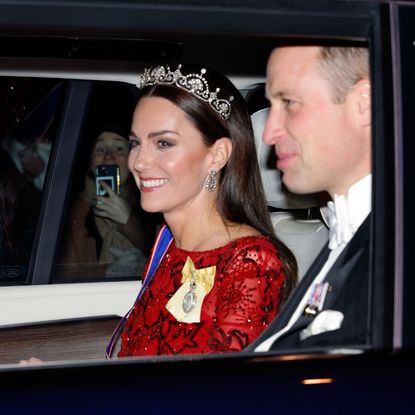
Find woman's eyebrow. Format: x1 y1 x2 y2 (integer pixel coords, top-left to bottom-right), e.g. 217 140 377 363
109 138 129 146
148 130 180 138
129 130 180 140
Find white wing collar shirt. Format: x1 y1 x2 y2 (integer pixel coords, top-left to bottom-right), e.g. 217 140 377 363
254 174 372 352
325 174 372 250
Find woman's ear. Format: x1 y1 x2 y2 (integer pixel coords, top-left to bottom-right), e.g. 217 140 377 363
209 137 232 170
355 79 371 128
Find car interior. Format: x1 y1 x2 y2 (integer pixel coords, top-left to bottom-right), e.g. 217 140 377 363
0 0 402 372
3 73 329 364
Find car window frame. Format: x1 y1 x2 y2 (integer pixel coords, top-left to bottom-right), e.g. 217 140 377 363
29 80 94 285
396 2 415 348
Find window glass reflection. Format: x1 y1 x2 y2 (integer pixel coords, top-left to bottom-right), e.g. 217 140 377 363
54 81 159 283
0 78 65 285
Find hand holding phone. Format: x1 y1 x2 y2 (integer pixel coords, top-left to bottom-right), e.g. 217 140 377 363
93 181 131 224
95 164 120 196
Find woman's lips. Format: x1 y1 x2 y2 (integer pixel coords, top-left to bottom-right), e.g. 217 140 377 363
139 178 168 192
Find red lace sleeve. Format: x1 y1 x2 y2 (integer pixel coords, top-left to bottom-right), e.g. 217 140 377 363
206 240 285 352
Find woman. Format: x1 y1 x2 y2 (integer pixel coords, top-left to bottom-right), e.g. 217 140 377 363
58 129 148 279
115 64 297 356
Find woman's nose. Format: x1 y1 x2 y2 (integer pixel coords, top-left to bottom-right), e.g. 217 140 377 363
129 146 152 173
103 148 116 161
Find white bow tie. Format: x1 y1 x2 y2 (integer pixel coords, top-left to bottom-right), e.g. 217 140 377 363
326 195 354 250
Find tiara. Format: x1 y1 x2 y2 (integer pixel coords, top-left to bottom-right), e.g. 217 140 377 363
136 64 234 120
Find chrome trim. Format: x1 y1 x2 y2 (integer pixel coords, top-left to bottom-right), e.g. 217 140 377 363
389 2 404 348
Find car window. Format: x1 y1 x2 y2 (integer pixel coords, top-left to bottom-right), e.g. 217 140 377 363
0 77 66 285
53 81 160 283
0 0 401 377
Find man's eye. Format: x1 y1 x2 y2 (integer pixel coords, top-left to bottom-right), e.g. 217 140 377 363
283 98 295 108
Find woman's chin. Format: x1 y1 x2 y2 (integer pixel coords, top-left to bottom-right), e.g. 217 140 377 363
140 201 162 213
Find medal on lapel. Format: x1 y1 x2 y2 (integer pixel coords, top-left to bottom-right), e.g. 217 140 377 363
303 282 330 316
166 257 216 323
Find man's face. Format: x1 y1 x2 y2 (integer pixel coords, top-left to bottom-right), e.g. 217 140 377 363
263 46 370 197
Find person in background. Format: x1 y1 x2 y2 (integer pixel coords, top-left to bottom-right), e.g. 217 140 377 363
2 83 62 191
247 45 372 352
58 128 148 278
110 63 298 357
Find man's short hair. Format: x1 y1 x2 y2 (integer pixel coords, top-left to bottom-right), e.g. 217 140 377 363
317 46 369 104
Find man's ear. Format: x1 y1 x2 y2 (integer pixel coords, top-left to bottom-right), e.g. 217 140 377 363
355 79 371 128
209 137 232 170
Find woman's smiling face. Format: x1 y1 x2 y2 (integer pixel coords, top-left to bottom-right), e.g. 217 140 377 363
128 96 215 215
91 131 131 185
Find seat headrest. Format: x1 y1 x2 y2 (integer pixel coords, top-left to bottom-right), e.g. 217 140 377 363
251 107 319 209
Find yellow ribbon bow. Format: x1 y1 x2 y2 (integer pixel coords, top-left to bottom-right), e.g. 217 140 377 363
165 257 216 323
181 257 216 292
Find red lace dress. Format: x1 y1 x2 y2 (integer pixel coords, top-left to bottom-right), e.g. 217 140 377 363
118 236 285 356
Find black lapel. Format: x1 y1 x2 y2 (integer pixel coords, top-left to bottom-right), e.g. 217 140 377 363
245 243 330 350
321 216 370 309
246 215 372 352
275 215 371 337
275 244 330 326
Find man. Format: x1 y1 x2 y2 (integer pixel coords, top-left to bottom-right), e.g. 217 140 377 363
248 45 372 351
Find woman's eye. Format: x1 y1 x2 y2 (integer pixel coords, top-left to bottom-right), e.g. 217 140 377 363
128 140 140 150
115 145 128 153
157 140 172 149
94 146 105 154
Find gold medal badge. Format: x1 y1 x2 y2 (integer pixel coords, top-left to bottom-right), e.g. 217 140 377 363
165 257 216 323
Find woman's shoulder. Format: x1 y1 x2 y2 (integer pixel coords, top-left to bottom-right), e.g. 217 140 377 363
171 234 277 258
227 224 274 249
229 234 279 258
220 235 283 275
230 234 274 249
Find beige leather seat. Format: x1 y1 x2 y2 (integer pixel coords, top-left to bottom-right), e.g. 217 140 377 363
251 107 329 279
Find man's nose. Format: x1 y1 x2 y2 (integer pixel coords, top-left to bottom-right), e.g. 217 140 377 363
263 107 285 145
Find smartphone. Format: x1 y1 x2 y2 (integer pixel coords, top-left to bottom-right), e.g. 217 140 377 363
95 164 120 196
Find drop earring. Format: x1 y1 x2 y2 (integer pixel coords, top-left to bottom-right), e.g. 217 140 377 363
205 170 218 192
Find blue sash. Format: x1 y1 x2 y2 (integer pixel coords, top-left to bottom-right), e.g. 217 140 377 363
105 224 173 358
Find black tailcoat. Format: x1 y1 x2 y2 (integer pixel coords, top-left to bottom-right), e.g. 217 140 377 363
246 215 371 351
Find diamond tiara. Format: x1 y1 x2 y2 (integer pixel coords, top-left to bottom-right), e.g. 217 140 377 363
136 64 234 120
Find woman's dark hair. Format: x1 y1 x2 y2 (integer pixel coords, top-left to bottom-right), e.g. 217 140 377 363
137 64 297 302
